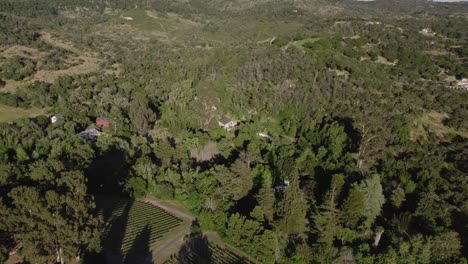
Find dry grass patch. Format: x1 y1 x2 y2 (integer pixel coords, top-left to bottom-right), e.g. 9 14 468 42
410 111 468 141
190 141 219 161
0 45 47 60
0 79 28 93
375 56 398 66
423 49 449 56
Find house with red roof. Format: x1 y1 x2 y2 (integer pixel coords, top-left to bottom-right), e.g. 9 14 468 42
96 118 110 128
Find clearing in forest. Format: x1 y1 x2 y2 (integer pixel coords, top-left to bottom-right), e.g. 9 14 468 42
410 111 468 141
292 37 323 49
0 105 46 123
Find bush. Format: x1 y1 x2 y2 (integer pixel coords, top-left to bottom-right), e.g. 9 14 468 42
0 93 27 108
154 182 175 199
0 56 36 81
272 36 291 48
124 176 147 199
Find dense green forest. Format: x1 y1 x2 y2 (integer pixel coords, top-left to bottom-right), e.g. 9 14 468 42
0 0 467 263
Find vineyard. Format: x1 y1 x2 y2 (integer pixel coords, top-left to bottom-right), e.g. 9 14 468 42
165 237 254 264
96 197 184 263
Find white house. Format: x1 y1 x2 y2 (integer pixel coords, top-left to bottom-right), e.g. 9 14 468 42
50 116 58 124
50 113 63 124
218 116 238 131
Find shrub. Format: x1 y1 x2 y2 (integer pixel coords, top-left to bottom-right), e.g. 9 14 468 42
154 182 174 199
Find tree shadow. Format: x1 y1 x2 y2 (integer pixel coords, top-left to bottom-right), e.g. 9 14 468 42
86 145 131 195
172 231 212 264
102 200 133 264
123 224 152 264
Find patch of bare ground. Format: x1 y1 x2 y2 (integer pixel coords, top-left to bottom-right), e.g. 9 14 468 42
191 141 219 161
0 45 47 60
423 49 449 56
375 56 398 66
4 252 23 264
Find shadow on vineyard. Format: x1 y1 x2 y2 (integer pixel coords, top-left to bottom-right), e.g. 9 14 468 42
93 196 183 263
174 232 211 263
167 232 252 264
124 225 151 264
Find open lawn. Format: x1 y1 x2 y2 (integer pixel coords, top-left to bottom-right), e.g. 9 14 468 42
0 105 46 123
292 37 323 49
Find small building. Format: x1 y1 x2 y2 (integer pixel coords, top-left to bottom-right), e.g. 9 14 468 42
50 116 58 124
122 16 134 21
50 113 63 124
78 127 102 141
96 118 110 128
218 116 238 131
257 132 273 139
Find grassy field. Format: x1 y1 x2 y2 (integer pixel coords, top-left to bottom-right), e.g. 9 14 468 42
96 197 184 263
0 105 46 123
292 37 323 49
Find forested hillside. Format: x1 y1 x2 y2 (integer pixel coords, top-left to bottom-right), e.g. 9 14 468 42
0 0 467 263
